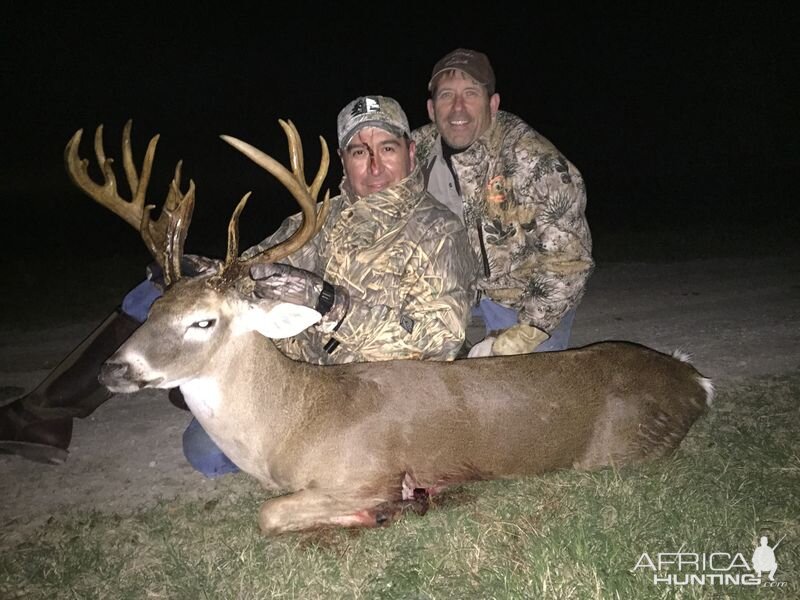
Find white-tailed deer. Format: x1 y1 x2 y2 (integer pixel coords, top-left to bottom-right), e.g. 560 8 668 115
65 120 714 535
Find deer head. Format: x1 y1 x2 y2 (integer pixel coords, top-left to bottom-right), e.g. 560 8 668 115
65 119 331 393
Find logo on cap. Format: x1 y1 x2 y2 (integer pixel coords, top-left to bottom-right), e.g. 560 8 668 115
350 97 381 118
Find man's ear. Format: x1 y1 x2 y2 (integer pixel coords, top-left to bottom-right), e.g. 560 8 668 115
407 139 416 170
427 98 435 122
244 302 322 339
490 93 501 116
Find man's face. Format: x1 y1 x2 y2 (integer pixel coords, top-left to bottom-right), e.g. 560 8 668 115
427 71 500 150
339 127 415 198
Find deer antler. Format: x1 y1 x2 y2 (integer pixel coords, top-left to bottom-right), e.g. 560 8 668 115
219 119 330 272
64 120 196 286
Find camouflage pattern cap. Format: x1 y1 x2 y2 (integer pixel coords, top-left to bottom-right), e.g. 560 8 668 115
337 95 411 149
428 48 496 95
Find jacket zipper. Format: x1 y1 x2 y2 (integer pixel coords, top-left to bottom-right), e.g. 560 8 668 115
476 218 491 278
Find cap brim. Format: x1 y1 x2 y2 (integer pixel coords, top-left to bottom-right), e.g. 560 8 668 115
340 121 406 148
428 67 488 90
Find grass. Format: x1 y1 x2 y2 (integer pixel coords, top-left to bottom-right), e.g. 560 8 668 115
1 372 798 599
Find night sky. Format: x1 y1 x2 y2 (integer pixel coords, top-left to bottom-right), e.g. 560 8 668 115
3 5 797 262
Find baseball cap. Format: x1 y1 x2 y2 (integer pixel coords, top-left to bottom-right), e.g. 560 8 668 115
336 95 411 149
428 48 496 95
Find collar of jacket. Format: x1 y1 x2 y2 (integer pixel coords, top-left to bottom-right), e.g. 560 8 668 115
338 164 427 225
417 112 512 173
326 166 428 250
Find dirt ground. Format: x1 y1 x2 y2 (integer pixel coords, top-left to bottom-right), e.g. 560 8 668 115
1 256 798 542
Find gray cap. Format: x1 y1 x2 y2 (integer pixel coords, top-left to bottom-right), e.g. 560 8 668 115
337 95 411 149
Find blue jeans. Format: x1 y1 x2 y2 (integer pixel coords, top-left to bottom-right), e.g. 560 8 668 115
120 277 239 478
469 298 576 353
181 417 240 478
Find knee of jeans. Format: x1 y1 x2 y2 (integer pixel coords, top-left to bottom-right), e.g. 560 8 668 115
536 309 577 353
182 418 239 478
536 334 570 352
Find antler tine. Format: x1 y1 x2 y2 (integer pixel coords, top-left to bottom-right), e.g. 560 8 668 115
164 175 196 284
120 120 140 210
139 161 196 286
65 126 142 231
225 192 252 266
280 120 331 238
309 134 330 201
279 120 332 239
281 119 331 203
280 120 305 186
314 190 331 237
219 124 329 268
65 121 195 286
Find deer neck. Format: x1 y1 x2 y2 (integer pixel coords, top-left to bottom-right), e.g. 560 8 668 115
179 330 318 467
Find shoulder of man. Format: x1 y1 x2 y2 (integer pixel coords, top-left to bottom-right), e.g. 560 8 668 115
491 111 559 154
411 123 439 163
490 111 583 180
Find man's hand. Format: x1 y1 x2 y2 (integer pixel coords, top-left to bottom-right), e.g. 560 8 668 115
249 264 350 329
182 254 223 277
146 254 222 287
250 263 324 310
491 323 549 355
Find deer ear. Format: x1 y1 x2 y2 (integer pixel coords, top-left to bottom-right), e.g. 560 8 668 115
247 302 322 339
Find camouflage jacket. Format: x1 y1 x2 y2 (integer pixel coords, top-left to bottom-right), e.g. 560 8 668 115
242 166 477 365
412 111 594 334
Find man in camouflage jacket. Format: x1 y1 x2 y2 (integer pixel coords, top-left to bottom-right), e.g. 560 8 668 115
245 95 476 365
413 49 594 356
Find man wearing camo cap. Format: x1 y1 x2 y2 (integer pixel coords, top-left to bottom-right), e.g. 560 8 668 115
413 48 594 357
244 94 477 365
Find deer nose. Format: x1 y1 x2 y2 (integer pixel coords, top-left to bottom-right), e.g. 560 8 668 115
99 361 129 385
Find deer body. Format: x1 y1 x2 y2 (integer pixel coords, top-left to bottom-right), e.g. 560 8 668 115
100 276 712 534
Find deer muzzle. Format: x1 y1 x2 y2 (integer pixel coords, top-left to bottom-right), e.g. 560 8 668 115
99 360 160 393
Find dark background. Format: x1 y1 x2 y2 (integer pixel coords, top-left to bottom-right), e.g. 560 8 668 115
2 4 797 265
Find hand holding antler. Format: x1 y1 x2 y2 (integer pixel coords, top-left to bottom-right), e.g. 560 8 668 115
250 264 349 327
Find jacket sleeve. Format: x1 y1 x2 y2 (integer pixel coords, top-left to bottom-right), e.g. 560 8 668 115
482 147 594 334
330 223 476 361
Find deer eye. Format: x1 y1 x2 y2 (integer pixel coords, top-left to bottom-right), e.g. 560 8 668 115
192 319 216 329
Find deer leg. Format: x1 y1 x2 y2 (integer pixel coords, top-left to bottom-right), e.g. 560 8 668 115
259 489 395 535
351 472 434 527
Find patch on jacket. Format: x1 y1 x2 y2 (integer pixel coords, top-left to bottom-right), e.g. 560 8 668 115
486 175 507 203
